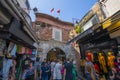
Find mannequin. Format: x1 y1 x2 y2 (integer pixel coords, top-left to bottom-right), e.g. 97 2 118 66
108 52 115 69
98 53 108 73
87 52 93 61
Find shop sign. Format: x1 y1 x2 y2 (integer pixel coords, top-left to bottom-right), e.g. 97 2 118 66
102 11 120 29
108 21 120 32
102 19 112 29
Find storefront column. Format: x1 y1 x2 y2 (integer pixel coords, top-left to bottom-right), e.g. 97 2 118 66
111 40 118 56
79 43 85 59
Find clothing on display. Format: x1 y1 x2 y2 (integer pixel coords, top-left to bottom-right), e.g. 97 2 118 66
107 52 115 69
94 63 100 74
98 53 108 73
87 52 93 61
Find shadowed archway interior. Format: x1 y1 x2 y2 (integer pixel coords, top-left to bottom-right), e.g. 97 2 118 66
47 47 66 61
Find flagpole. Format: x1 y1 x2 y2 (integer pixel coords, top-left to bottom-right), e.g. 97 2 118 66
50 8 54 16
57 9 60 19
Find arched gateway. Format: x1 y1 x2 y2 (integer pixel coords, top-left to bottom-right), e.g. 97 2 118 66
38 40 76 61
47 47 66 61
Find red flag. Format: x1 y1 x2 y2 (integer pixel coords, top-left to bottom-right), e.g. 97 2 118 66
57 9 60 13
51 8 54 13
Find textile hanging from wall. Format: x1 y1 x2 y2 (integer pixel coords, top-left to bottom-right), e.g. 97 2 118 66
21 47 25 54
0 39 6 55
18 47 25 54
11 44 17 57
7 42 15 53
0 39 6 77
16 45 27 54
32 49 37 54
6 42 15 59
28 49 32 54
16 45 21 53
25 48 28 54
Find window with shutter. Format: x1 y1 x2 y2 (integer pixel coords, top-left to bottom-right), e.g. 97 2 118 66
52 28 62 41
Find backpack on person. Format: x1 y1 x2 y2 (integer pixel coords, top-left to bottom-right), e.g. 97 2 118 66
86 64 92 73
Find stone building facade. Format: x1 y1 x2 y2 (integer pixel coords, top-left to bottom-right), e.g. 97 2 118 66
33 13 78 60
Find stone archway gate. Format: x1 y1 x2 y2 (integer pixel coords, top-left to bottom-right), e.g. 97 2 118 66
37 40 77 61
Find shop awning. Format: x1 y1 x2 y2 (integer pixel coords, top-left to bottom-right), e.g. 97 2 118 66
0 18 37 49
0 2 12 25
108 21 120 38
102 10 120 39
67 27 93 44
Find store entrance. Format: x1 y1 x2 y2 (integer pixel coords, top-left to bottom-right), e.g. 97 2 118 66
47 48 66 61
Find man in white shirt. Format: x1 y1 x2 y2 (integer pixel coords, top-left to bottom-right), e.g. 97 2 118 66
53 59 62 80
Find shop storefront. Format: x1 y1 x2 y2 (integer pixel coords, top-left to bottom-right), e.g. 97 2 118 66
0 1 38 79
77 10 120 79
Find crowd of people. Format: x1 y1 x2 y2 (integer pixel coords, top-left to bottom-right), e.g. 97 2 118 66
22 55 77 80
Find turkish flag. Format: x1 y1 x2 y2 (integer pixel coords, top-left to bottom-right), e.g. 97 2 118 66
57 9 60 13
51 8 54 13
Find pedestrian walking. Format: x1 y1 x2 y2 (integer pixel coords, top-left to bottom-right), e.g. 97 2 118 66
22 55 32 80
25 61 36 80
53 59 62 80
51 59 56 80
85 57 95 80
61 61 65 80
47 60 51 80
64 58 73 80
72 60 77 80
40 62 50 80
35 56 41 80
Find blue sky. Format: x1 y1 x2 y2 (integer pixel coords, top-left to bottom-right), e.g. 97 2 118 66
29 0 97 23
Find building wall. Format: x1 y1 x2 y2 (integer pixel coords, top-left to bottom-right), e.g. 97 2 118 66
35 15 74 42
102 0 120 17
17 0 30 14
32 13 78 62
79 2 105 32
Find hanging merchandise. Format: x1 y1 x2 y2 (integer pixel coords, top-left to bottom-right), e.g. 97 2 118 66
107 51 115 69
98 53 108 74
22 47 25 54
25 48 29 54
16 45 26 54
0 39 6 55
94 62 100 74
114 58 119 72
16 45 21 53
0 39 6 77
5 42 15 59
32 49 37 54
117 55 120 72
28 49 32 54
7 42 15 53
87 52 93 61
19 47 25 54
11 44 17 57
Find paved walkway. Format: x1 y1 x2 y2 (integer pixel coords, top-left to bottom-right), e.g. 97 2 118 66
77 71 86 80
